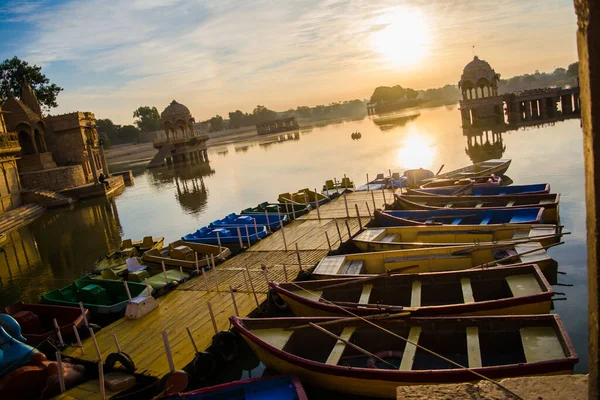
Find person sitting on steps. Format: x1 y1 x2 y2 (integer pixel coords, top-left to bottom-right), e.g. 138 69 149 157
98 173 110 189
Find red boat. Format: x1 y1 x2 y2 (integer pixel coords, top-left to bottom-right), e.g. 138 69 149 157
3 302 88 344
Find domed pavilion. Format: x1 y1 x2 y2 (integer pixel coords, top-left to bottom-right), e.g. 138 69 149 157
160 100 196 142
458 56 500 101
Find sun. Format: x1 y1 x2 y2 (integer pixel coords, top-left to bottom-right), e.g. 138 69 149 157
371 7 430 67
397 131 436 170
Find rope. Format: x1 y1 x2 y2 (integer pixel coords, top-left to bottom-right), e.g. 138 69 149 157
286 281 525 400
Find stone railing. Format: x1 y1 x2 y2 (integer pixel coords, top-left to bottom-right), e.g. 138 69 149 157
153 134 209 148
0 133 21 155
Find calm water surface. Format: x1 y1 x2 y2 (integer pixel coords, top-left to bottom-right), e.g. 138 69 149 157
0 105 588 372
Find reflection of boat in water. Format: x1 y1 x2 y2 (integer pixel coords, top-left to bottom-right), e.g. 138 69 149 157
258 132 300 148
372 112 420 130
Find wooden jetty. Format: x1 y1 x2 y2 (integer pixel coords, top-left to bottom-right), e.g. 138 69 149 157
62 190 390 380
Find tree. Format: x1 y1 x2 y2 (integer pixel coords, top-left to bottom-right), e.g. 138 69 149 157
567 62 579 78
133 106 161 133
228 110 245 129
98 132 111 148
0 56 63 112
118 125 141 143
209 115 224 132
96 118 121 144
252 105 277 123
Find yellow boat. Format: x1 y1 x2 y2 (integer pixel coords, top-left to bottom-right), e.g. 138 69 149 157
271 264 553 317
422 159 512 184
353 224 562 252
94 236 164 272
141 240 231 269
278 188 329 208
231 314 577 398
312 243 556 279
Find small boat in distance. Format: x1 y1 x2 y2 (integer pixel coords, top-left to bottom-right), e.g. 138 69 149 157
231 314 578 398
241 202 311 220
392 193 560 224
2 302 89 345
408 183 551 196
167 375 308 400
183 226 269 247
421 159 511 183
353 224 562 251
311 242 556 279
278 188 329 208
374 208 545 227
322 177 355 196
141 240 231 269
41 276 148 316
94 236 164 272
271 264 553 317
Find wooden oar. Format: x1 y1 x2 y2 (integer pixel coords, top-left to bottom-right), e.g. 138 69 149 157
450 180 475 196
330 300 414 312
435 164 445 176
468 241 564 270
408 214 477 221
287 312 411 330
450 234 566 255
308 322 398 369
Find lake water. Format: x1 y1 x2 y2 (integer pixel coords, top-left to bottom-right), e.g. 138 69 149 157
0 104 588 372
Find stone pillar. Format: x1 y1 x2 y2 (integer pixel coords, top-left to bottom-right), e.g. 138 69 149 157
575 2 600 397
524 101 531 120
203 149 209 161
98 144 110 176
86 143 98 182
562 94 573 114
541 98 548 118
166 157 173 167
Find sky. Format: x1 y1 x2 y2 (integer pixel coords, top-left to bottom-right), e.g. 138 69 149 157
0 0 579 124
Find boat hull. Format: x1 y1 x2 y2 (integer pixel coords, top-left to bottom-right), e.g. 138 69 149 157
409 183 551 196
374 209 545 227
232 314 577 398
423 159 511 183
141 240 231 269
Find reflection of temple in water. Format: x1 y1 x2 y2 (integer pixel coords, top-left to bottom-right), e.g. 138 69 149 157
258 131 300 149
0 197 123 305
458 56 580 163
148 163 214 215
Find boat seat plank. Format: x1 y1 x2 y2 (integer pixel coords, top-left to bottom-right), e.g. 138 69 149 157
466 326 482 368
314 256 345 276
341 260 365 275
410 280 422 308
399 326 422 370
520 327 564 362
530 226 556 238
506 200 516 207
461 278 475 303
506 274 542 297
252 328 294 350
475 203 484 208
539 199 555 205
380 234 398 243
295 289 323 302
451 219 462 225
325 327 357 365
515 242 551 263
356 228 386 242
358 284 373 304
512 229 530 240
480 217 491 225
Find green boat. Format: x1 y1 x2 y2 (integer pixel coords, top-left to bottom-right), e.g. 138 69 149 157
241 202 311 220
99 266 190 293
41 276 148 316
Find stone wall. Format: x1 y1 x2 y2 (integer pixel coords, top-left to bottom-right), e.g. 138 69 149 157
20 165 86 191
0 159 22 214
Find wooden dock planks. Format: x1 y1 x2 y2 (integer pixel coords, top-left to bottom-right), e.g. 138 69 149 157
62 191 387 380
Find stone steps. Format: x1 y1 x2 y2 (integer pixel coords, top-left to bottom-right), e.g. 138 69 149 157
0 204 46 235
21 189 76 209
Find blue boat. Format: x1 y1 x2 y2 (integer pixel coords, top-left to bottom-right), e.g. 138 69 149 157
410 183 551 196
183 226 269 247
167 375 307 399
374 207 545 226
211 213 287 231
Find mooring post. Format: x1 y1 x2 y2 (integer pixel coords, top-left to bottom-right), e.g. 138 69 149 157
355 204 363 229
325 231 332 251
229 286 239 317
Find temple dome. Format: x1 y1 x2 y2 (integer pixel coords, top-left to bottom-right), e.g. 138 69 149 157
459 56 499 88
161 100 193 122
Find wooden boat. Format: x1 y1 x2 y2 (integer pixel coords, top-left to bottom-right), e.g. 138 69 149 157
167 375 308 399
231 314 577 398
0 233 7 249
420 175 502 189
353 224 561 251
422 159 511 183
392 193 560 224
374 208 545 227
183 226 269 247
311 243 556 279
94 236 164 272
41 276 147 316
271 264 553 317
211 213 288 232
409 183 551 197
322 177 355 196
97 261 190 292
241 202 311 220
2 302 89 345
141 240 231 269
279 188 329 207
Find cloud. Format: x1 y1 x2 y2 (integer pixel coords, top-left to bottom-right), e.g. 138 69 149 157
0 0 578 123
